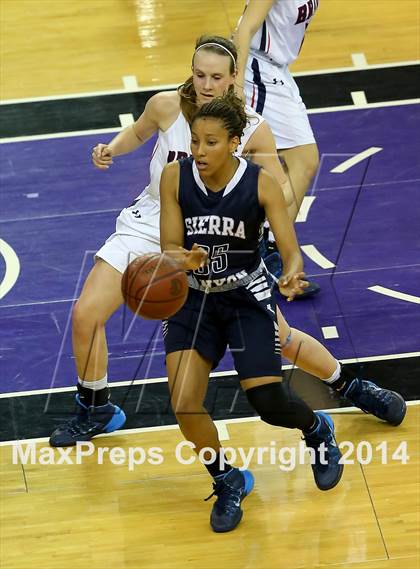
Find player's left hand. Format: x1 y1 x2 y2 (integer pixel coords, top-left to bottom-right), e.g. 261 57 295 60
279 272 308 301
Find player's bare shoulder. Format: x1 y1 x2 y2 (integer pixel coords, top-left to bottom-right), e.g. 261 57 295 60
147 91 181 131
257 166 283 204
161 160 181 194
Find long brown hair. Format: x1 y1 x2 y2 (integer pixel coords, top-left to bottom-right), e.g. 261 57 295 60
178 35 237 125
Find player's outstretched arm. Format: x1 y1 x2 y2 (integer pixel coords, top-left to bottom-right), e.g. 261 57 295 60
232 0 275 96
92 91 179 170
258 168 307 301
159 162 207 271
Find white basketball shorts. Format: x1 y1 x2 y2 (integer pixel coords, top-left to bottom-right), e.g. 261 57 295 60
244 54 316 149
95 196 161 274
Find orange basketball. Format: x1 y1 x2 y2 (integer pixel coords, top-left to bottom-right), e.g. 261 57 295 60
121 253 188 319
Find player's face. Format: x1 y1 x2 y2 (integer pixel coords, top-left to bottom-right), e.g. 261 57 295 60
191 118 239 177
192 51 236 106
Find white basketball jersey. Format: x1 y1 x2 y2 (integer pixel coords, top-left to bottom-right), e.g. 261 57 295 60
248 0 319 66
117 104 265 242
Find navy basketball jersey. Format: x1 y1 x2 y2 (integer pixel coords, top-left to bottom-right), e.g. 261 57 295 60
178 156 265 288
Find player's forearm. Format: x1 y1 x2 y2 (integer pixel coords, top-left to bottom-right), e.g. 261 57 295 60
233 26 253 89
107 125 143 157
233 0 273 89
279 249 304 279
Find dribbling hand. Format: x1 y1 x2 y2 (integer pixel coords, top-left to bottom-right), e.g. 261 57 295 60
182 244 208 271
279 272 308 302
92 144 113 170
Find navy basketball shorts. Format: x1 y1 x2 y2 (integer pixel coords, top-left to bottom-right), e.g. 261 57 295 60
162 274 283 380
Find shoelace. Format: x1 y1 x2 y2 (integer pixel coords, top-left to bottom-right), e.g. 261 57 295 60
303 424 336 464
204 481 243 515
357 382 394 414
68 417 97 436
64 410 101 436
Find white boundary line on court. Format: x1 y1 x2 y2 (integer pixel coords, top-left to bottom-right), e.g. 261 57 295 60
301 244 336 269
0 239 21 300
0 400 418 447
0 82 180 105
1 208 120 224
306 98 420 114
350 91 368 106
295 196 316 223
1 351 419 399
1 59 418 105
322 326 339 340
330 147 383 173
351 53 368 68
368 286 420 305
0 127 123 144
1 98 419 145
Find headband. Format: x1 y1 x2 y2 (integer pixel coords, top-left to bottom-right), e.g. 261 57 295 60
194 42 237 72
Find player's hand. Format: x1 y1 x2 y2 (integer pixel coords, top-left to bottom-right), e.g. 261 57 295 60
183 244 208 271
279 272 308 302
92 143 113 170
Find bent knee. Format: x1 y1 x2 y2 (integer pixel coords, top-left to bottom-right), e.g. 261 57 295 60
72 295 107 329
283 145 319 179
301 148 319 180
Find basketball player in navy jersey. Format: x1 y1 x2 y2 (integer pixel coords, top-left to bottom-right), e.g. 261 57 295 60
233 0 320 289
160 91 343 533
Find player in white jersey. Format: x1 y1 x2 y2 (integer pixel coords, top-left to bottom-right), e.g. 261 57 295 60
233 0 320 233
49 35 406 448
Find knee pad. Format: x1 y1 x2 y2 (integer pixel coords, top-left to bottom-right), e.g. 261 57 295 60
245 382 314 431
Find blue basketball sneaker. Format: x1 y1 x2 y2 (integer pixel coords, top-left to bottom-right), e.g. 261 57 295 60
344 378 406 426
205 468 254 533
49 394 126 447
303 411 343 491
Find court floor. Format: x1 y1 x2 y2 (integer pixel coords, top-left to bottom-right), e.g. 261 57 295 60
1 407 419 568
1 102 419 393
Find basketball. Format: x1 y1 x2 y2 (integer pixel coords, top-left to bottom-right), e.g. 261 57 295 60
121 253 188 319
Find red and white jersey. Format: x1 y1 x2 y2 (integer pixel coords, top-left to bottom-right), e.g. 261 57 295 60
248 0 319 66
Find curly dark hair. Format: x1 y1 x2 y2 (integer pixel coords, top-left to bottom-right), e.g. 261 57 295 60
191 90 247 140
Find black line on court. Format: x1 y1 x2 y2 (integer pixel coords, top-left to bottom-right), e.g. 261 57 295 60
20 461 29 494
359 463 390 559
0 358 418 443
1 65 419 138
327 157 372 361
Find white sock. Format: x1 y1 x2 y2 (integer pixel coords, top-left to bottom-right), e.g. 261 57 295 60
77 374 108 390
321 361 341 384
